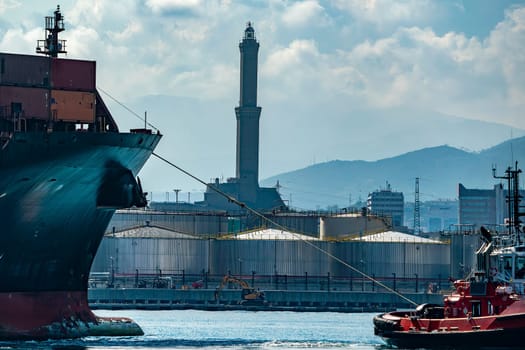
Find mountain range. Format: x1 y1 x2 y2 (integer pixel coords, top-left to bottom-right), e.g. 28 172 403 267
261 136 525 210
109 94 524 200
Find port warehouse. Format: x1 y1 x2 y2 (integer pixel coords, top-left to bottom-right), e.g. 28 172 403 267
90 209 479 304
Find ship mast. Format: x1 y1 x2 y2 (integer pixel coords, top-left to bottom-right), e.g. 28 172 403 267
493 162 523 242
36 5 67 57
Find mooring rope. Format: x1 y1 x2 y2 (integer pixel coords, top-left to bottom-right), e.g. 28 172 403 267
152 152 419 307
93 87 418 306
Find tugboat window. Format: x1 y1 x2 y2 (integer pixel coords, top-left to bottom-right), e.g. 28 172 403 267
471 301 481 317
501 256 513 279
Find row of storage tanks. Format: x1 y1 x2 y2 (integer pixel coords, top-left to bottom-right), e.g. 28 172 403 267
106 209 389 239
92 210 481 280
92 237 452 280
0 52 96 123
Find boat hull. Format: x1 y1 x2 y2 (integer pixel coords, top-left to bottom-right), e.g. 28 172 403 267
374 309 525 349
379 327 524 349
0 131 161 339
0 291 143 339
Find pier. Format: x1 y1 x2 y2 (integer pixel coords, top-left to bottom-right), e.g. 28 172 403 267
88 288 442 312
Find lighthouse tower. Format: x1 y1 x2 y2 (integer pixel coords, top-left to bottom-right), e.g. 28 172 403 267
235 22 262 202
200 22 285 212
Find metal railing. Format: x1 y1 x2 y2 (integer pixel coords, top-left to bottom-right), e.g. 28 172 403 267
89 270 449 295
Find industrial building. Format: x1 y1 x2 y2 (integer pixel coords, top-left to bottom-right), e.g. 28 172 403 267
458 183 525 229
367 182 405 229
404 200 458 233
458 183 505 228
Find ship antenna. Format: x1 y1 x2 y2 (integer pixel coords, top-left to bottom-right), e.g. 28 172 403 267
36 5 67 57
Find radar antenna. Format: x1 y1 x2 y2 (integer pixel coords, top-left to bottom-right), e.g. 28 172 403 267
36 5 67 57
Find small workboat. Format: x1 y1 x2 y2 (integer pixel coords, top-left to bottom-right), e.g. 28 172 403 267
374 163 525 348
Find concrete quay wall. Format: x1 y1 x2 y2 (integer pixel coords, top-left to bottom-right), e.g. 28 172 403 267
88 288 443 312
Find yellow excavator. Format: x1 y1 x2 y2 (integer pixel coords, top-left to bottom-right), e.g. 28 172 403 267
216 275 266 305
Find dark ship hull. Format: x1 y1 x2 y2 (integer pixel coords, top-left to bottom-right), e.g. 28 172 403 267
0 131 161 339
0 6 162 339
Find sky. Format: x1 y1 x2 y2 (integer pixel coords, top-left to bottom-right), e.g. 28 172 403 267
1 0 525 202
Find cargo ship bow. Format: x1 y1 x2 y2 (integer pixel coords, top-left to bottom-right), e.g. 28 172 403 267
0 6 161 339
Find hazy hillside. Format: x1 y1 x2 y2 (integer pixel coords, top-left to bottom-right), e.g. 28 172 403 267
261 137 525 210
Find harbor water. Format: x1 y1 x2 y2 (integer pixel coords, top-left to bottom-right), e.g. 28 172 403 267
0 310 388 349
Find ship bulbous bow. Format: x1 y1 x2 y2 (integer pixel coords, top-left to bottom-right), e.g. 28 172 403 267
0 291 144 340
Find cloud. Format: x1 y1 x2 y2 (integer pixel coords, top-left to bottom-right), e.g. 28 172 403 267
0 27 41 54
264 39 320 75
486 6 525 109
169 63 237 99
145 0 203 15
256 4 525 130
66 26 101 59
262 39 326 101
281 0 327 27
0 0 20 14
1 0 519 193
2 0 524 132
108 21 143 41
335 6 525 127
332 0 434 25
67 0 106 27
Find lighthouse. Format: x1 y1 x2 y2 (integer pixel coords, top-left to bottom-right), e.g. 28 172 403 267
200 22 285 212
235 22 262 201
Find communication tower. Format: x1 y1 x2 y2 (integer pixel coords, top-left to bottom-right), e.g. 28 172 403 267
414 177 421 235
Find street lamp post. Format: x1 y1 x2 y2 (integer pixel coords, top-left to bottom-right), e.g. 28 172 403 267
392 273 396 291
173 189 181 203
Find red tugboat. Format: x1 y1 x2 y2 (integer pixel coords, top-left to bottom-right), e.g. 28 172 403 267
374 163 525 348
